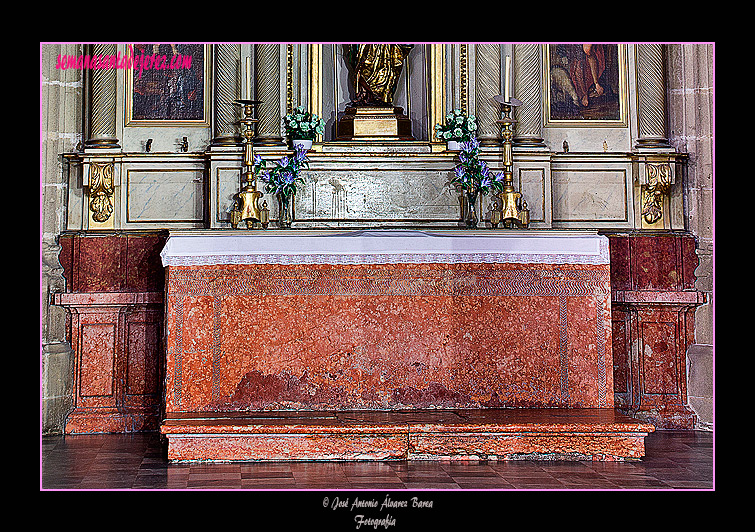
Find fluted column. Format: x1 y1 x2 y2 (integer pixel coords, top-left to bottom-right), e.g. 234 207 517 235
635 44 669 148
85 43 119 148
475 44 501 146
513 43 545 147
254 44 284 146
212 44 242 145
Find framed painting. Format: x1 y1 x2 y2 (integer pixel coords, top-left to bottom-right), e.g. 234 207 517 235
125 43 210 127
544 44 628 127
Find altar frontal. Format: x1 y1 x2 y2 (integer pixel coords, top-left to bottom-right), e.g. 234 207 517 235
159 231 653 461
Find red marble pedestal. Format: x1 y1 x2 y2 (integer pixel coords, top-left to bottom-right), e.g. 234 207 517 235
159 231 653 460
55 231 167 433
608 233 707 429
53 291 163 433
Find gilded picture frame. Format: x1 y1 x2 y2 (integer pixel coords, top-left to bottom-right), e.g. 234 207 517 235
544 44 628 128
125 43 210 127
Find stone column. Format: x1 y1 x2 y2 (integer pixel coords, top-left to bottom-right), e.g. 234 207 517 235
475 44 501 146
513 43 545 147
85 43 120 148
635 44 669 148
212 44 242 146
254 43 285 146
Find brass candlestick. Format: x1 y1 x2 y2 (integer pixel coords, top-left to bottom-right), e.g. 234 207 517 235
493 96 529 229
233 99 264 228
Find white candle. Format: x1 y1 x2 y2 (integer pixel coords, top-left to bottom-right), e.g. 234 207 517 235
245 57 251 100
504 55 511 103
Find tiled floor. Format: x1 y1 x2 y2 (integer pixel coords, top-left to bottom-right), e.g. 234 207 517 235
41 429 713 491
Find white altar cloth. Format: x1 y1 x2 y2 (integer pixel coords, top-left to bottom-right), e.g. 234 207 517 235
160 230 610 267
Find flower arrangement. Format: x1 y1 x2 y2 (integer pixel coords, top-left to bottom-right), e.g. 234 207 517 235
283 105 325 141
435 108 477 142
257 142 310 199
451 137 504 228
451 137 505 196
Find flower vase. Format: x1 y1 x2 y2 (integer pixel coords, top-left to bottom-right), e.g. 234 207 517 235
292 139 313 151
447 140 461 151
463 190 479 228
277 193 293 228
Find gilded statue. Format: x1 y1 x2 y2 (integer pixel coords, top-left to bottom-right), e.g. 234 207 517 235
345 44 414 107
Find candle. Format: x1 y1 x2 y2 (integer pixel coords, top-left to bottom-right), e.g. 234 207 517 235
245 57 251 100
504 55 511 103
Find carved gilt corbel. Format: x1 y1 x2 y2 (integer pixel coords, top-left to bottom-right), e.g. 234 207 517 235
87 161 115 225
640 161 673 225
633 154 681 229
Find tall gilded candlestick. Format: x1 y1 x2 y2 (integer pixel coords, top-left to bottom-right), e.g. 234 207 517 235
233 99 264 227
493 95 529 228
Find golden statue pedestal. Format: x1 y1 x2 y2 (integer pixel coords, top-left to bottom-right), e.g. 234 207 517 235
337 106 413 141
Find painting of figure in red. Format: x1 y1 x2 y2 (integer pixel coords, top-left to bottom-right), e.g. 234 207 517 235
548 44 624 123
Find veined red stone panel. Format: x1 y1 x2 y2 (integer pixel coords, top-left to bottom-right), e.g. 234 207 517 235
164 261 613 414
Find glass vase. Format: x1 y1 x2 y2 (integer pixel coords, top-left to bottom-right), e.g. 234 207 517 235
463 190 479 228
277 193 293 228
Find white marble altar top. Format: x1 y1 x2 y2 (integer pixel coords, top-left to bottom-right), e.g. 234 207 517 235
160 230 610 266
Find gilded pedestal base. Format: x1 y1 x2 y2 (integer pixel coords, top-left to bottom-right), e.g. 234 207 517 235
337 106 413 141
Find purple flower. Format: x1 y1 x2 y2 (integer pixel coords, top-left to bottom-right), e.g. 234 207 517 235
461 137 479 151
479 160 490 176
294 143 308 162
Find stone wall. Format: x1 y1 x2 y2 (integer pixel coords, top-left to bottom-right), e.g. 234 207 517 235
667 44 714 430
41 44 83 433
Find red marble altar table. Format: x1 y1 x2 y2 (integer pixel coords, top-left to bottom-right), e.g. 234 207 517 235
159 230 654 461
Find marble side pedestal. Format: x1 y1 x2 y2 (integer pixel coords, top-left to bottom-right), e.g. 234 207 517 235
53 291 163 433
607 232 707 429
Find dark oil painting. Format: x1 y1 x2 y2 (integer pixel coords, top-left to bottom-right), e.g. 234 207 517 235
130 44 206 123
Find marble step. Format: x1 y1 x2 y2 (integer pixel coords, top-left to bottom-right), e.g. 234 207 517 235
161 408 655 462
